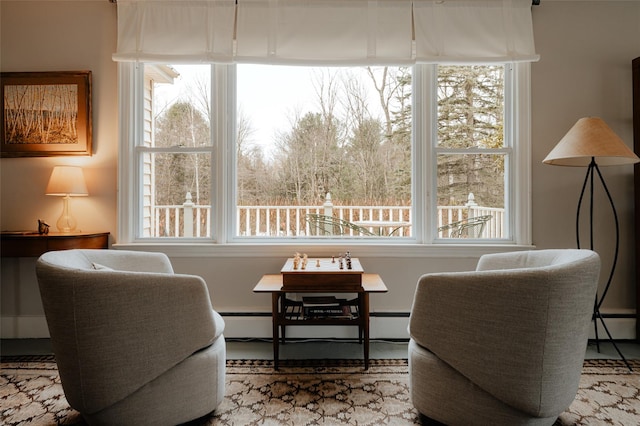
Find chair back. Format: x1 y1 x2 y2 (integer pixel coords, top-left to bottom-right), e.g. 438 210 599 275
409 249 600 418
36 249 217 414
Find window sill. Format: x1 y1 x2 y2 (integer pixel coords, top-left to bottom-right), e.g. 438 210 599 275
112 242 536 258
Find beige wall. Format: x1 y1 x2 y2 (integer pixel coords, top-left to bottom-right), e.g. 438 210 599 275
1 0 638 339
530 1 639 318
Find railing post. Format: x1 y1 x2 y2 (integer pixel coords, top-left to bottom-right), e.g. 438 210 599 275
465 192 478 217
323 193 334 234
183 192 194 237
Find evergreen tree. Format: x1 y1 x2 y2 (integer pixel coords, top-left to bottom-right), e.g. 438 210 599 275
436 65 504 208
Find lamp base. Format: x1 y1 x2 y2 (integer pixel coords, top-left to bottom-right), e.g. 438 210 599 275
577 159 632 371
56 195 78 233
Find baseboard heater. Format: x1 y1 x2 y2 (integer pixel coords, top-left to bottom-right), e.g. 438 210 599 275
219 312 411 318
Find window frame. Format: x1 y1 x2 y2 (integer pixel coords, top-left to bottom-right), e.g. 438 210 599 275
116 62 533 257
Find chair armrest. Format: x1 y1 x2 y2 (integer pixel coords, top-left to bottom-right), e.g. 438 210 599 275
475 249 561 271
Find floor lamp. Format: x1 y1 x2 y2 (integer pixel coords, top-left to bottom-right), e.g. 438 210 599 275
543 117 639 370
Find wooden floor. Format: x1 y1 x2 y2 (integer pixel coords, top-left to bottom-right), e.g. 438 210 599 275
2 338 640 361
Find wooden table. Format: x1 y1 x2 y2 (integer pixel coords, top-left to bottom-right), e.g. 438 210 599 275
253 273 388 370
0 232 110 257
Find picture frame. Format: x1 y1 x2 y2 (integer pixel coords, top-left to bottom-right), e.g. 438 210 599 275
1 71 92 157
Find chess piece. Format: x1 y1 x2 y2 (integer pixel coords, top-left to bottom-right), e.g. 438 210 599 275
316 259 321 268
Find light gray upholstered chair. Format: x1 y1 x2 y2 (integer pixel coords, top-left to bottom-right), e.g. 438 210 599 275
408 249 600 426
36 249 226 426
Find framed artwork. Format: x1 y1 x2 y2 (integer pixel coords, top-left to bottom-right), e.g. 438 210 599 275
1 71 92 157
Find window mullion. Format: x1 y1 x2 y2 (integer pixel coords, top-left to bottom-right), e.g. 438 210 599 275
136 146 213 154
419 64 438 243
214 64 235 243
435 147 512 155
512 62 533 245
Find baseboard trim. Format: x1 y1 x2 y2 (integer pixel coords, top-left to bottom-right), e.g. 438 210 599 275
1 316 50 338
2 313 636 340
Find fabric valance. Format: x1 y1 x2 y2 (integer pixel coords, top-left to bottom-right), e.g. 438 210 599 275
113 0 539 65
414 0 540 63
112 0 236 63
235 0 414 66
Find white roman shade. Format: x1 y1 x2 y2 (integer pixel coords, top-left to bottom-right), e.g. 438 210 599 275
112 0 236 63
235 0 414 65
413 0 540 63
112 0 539 64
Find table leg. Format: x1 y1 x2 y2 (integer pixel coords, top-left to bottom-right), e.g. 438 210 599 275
280 294 286 344
272 292 280 370
361 292 370 370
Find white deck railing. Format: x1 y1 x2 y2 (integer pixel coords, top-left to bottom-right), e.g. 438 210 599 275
150 193 504 239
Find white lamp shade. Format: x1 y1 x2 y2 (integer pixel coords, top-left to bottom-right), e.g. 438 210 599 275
543 117 640 167
46 166 88 196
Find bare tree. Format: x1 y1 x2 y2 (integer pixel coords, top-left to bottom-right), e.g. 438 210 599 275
154 102 211 205
364 67 412 203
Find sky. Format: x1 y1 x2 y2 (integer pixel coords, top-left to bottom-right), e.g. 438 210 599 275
237 64 319 150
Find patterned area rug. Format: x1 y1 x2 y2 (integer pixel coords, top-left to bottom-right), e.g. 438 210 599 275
1 357 639 425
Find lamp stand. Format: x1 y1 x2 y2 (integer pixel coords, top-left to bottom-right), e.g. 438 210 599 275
56 195 78 233
576 158 632 371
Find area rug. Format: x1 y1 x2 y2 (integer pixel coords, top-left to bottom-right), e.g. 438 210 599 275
1 357 639 425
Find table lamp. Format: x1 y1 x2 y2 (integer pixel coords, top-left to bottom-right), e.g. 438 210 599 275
46 166 88 233
543 117 639 370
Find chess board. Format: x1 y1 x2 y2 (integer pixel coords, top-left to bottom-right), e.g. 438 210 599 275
280 257 364 290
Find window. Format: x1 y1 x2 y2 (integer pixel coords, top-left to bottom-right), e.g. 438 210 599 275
236 65 412 239
118 62 531 246
142 65 213 238
435 65 509 240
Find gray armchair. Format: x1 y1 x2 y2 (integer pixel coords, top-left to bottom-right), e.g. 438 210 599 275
408 249 600 426
36 249 226 426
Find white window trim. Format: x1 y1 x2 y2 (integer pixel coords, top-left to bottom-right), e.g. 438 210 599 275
117 62 141 244
115 62 534 258
513 62 533 246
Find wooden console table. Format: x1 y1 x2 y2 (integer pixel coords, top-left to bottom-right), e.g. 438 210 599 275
253 273 388 370
0 232 109 257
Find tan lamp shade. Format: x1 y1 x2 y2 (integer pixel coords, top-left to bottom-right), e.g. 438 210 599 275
46 166 89 196
543 117 640 167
